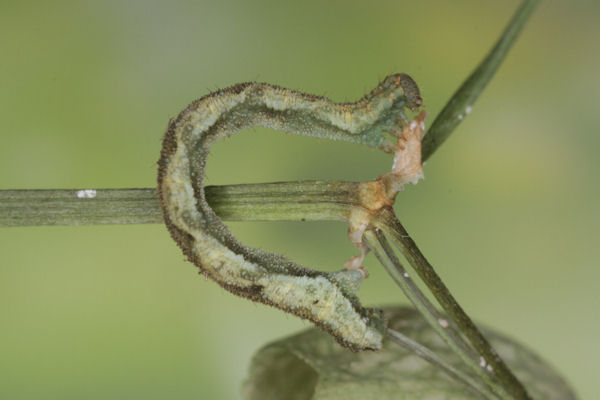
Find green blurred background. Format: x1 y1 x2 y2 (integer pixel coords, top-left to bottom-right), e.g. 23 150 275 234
1 0 598 398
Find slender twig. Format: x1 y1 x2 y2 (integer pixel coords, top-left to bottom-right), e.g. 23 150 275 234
364 229 473 355
364 229 507 399
0 182 360 227
0 188 162 227
422 0 539 162
387 328 497 400
372 207 530 399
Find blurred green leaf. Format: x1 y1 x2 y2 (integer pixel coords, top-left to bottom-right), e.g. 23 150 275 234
243 307 575 400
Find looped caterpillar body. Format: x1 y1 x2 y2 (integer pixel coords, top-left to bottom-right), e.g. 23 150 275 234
157 74 422 350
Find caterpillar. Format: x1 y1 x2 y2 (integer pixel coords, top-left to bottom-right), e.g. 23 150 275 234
157 74 422 351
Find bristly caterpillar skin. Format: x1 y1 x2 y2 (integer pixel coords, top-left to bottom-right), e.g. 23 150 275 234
157 74 422 350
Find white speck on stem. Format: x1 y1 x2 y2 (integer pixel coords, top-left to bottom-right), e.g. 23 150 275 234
486 364 494 373
465 105 472 115
457 114 464 121
403 272 410 278
479 356 487 368
76 189 96 199
438 318 449 328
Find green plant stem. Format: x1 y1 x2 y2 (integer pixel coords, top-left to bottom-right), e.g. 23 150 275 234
0 189 162 226
0 182 359 227
386 328 497 400
372 207 530 400
364 229 474 356
422 0 539 162
364 229 506 399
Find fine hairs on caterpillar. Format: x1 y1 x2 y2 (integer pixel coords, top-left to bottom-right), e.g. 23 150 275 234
157 74 424 351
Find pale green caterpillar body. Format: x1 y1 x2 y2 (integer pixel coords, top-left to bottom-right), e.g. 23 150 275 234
157 74 422 350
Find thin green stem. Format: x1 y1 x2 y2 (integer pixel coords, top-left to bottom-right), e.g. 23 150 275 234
365 228 505 399
372 207 530 399
422 0 539 162
0 182 359 227
0 188 162 227
387 328 497 400
364 229 473 354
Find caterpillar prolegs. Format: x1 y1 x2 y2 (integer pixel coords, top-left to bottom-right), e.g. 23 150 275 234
157 74 424 350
